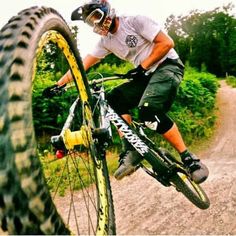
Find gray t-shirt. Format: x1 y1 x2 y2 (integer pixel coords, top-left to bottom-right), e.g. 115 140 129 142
90 15 179 72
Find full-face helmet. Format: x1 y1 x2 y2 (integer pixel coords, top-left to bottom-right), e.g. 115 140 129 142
71 0 115 36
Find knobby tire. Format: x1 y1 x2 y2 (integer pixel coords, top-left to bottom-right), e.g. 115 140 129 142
170 174 210 209
0 6 115 235
160 149 210 209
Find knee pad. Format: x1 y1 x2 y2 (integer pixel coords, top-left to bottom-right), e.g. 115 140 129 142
139 106 173 134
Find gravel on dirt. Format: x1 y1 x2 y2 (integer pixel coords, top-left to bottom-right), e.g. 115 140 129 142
111 80 236 235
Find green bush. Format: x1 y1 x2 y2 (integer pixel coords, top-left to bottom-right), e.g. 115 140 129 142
226 75 236 88
92 64 219 146
35 63 219 193
34 63 219 149
32 70 79 154
170 67 219 144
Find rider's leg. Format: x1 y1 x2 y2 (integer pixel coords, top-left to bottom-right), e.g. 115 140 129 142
161 121 209 184
139 108 209 183
138 64 209 184
112 113 143 180
106 79 149 180
119 114 132 137
162 122 186 153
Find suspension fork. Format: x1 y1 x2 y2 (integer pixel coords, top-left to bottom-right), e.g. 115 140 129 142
95 86 113 139
50 91 112 152
50 96 92 151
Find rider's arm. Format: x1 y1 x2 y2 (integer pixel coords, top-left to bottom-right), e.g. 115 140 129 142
57 54 101 86
140 30 174 70
83 54 101 70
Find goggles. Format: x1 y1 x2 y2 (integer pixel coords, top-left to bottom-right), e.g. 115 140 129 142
85 9 104 27
93 16 112 36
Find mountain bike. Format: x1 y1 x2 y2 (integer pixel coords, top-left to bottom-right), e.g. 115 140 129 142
0 6 210 235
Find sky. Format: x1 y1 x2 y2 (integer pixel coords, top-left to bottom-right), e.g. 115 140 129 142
0 0 234 56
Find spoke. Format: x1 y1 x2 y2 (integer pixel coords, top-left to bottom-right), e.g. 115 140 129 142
69 151 96 234
70 151 97 210
66 157 80 235
51 158 68 199
80 154 97 206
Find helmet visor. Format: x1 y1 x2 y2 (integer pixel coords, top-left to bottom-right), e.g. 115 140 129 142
85 9 104 27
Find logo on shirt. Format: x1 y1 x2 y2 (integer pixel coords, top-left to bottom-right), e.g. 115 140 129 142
125 35 138 48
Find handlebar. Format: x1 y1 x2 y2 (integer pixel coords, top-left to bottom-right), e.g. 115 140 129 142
45 73 128 98
89 74 127 85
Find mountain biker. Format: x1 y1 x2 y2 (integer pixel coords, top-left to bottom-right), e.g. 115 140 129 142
43 0 209 184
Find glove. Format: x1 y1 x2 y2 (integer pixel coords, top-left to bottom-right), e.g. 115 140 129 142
125 65 148 79
42 84 66 98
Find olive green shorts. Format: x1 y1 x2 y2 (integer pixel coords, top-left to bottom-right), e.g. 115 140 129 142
138 63 184 112
106 61 184 115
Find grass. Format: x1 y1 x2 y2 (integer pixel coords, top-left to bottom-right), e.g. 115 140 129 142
38 92 219 196
40 149 119 196
39 121 218 197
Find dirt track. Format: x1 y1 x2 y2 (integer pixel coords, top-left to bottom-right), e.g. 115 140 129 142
111 80 236 235
2 80 234 235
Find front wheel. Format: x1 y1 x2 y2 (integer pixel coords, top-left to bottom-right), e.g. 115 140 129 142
0 6 115 235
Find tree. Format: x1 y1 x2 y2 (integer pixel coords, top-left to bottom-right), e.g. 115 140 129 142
165 3 236 76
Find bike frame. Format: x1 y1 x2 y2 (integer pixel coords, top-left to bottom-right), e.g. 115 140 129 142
56 79 175 182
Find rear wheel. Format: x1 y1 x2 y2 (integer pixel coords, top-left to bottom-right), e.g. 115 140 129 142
0 6 115 235
161 149 210 209
170 174 210 209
